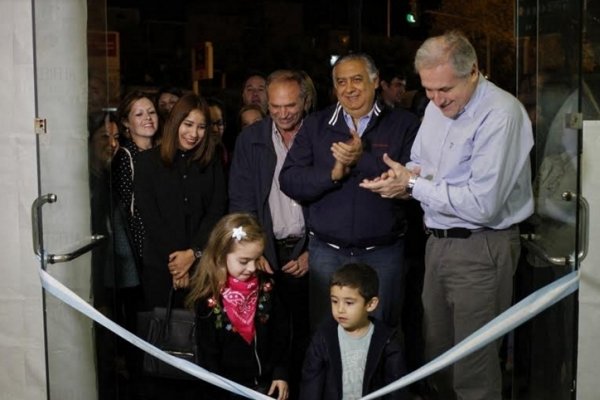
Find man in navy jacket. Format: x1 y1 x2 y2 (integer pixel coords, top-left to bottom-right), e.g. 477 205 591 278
229 69 312 398
279 54 419 330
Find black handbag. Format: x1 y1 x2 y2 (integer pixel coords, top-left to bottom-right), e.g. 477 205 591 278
137 288 198 379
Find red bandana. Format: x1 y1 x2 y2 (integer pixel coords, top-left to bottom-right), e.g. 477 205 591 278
222 275 259 344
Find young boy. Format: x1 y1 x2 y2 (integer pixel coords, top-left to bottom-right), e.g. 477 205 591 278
300 263 408 400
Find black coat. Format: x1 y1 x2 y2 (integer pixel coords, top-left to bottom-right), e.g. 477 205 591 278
194 275 290 393
300 318 408 400
134 148 227 309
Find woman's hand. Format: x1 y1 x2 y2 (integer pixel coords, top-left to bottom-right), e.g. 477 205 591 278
172 272 190 290
268 379 288 400
168 249 196 279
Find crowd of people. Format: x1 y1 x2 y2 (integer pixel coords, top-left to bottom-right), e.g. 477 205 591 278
89 30 534 400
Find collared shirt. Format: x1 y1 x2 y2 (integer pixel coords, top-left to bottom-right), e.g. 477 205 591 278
269 122 305 239
342 105 375 136
408 74 534 230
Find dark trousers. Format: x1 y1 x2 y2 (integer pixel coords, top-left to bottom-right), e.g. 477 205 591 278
274 239 310 400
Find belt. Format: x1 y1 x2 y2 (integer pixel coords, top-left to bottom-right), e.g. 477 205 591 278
427 227 486 239
324 241 378 252
309 231 403 250
309 232 401 256
275 236 302 248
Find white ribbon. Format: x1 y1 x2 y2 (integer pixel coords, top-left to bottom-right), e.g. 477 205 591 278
39 267 273 400
361 270 580 400
39 263 579 400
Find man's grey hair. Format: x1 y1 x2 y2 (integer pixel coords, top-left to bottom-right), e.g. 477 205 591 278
332 53 379 83
414 30 478 78
266 69 308 100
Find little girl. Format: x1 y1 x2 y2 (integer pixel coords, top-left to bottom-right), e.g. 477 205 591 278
186 213 290 400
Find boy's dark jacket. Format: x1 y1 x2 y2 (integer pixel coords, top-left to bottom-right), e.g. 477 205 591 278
300 317 408 400
194 274 290 392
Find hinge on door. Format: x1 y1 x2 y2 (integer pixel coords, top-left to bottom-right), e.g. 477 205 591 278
34 118 47 135
565 112 583 130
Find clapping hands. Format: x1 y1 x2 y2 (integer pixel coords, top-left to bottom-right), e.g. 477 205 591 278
331 130 362 181
359 153 419 199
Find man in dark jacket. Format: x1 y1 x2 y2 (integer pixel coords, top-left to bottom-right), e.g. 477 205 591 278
229 69 311 397
280 54 419 329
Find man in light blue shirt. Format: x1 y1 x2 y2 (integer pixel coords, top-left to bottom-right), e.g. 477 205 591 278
360 31 533 400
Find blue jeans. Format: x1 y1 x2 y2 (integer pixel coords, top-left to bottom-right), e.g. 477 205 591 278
308 235 406 330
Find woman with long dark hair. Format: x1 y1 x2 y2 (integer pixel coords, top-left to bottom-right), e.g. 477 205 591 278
133 93 226 399
135 93 227 310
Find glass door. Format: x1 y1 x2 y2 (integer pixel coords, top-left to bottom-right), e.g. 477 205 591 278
513 0 589 398
32 0 121 398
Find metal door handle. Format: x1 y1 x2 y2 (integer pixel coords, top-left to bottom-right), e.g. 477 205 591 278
521 192 589 266
521 233 569 266
577 195 589 263
31 193 105 264
32 193 56 260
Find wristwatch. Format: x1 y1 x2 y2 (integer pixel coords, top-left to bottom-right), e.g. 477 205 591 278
406 174 419 196
192 247 202 260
